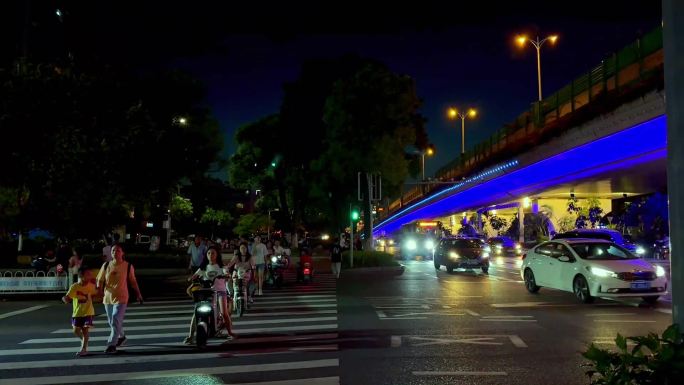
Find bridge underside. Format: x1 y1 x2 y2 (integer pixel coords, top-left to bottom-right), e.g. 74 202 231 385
374 115 667 236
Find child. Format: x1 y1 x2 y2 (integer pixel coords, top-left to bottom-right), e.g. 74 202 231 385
62 266 97 357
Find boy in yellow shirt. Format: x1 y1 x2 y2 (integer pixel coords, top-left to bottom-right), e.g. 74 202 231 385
62 266 97 357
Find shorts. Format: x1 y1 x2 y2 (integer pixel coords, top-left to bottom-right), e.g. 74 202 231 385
255 264 265 272
216 291 231 299
71 315 94 328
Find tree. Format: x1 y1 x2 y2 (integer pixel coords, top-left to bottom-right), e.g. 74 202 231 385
200 208 233 239
170 195 194 219
233 213 273 237
0 61 223 239
318 62 427 244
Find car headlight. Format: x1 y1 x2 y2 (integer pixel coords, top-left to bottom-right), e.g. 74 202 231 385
590 267 617 278
482 252 490 259
449 251 459 259
197 304 212 313
388 239 394 245
515 243 522 250
406 239 417 250
636 246 646 255
655 265 666 277
425 240 435 250
271 256 278 263
484 245 491 253
495 245 503 250
378 239 386 246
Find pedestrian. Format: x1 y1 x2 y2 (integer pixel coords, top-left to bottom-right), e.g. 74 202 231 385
187 235 208 272
251 236 268 296
62 266 97 357
183 246 235 344
68 248 83 285
330 238 342 279
96 243 143 354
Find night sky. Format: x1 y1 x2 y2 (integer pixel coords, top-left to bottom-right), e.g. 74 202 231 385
7 1 662 178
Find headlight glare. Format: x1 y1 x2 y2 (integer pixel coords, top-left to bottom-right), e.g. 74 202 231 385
590 267 616 278
425 240 435 250
449 251 459 259
406 239 417 250
197 304 212 313
655 265 666 277
636 246 646 255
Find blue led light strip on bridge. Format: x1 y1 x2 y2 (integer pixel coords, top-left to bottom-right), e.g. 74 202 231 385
374 115 667 235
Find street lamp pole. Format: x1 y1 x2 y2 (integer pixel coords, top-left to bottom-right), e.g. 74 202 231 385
516 34 558 101
421 153 425 181
448 108 477 155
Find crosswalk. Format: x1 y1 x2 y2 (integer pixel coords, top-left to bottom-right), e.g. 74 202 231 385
0 272 340 385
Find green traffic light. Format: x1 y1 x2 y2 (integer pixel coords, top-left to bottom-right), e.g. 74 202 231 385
351 210 360 221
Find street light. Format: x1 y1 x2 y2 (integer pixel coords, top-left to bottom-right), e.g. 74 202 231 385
515 34 559 101
419 147 435 180
447 107 478 155
267 208 279 241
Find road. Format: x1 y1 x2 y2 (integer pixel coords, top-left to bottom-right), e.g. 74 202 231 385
0 256 672 384
337 256 672 385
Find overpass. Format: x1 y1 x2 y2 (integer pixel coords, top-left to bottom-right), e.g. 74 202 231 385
374 26 666 243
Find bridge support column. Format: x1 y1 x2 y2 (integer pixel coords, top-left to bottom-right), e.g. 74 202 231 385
518 205 525 244
664 0 684 328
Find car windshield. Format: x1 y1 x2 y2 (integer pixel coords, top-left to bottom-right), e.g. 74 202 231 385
445 239 483 248
570 243 637 260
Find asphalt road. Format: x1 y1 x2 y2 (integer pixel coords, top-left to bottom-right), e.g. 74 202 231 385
0 255 673 385
337 256 672 385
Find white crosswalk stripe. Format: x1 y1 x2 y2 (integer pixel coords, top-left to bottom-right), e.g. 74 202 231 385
0 273 340 385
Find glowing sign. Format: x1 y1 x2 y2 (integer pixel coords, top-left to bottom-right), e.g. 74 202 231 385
418 221 438 227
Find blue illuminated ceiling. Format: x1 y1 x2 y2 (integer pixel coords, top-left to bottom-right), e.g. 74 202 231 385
374 115 667 235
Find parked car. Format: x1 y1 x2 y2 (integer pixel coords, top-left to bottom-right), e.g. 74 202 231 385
521 238 667 304
552 229 642 255
433 237 490 274
486 236 523 256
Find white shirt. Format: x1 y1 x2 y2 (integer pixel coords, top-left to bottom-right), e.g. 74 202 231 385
252 243 268 263
195 264 228 292
273 245 285 256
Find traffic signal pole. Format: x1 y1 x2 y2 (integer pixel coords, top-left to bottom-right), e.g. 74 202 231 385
349 203 354 268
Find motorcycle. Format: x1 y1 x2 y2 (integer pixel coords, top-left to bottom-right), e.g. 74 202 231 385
191 275 227 348
232 276 248 318
266 254 289 288
297 261 314 284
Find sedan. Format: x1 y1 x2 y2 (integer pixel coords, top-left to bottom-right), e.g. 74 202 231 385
433 237 490 274
487 236 523 256
521 238 668 303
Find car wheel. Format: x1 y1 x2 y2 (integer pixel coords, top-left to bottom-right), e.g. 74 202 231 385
573 275 594 304
642 296 659 304
446 265 454 273
481 266 489 274
523 268 540 293
434 259 440 270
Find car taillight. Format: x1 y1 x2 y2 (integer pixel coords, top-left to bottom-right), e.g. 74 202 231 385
303 268 311 275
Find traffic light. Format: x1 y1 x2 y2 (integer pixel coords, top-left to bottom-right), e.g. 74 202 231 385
351 209 360 221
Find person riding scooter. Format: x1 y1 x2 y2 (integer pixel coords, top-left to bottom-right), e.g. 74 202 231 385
297 247 314 283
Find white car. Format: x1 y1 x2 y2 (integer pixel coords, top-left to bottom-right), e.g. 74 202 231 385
521 238 667 303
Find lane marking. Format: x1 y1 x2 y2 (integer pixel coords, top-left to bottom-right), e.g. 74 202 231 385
508 335 528 348
244 310 338 317
220 377 340 385
481 315 534 318
584 313 637 317
480 319 537 322
0 333 339 356
594 320 656 323
56 316 338 333
0 345 338 370
249 303 337 309
0 305 49 320
21 324 339 344
380 317 427 320
0 359 340 385
413 371 507 376
464 309 480 316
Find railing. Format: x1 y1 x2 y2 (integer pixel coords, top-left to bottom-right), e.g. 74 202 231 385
383 26 664 219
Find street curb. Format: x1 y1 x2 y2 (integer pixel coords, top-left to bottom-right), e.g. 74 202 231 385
342 265 405 277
